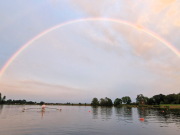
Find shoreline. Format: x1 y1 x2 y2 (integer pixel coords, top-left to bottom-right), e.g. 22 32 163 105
1 104 180 109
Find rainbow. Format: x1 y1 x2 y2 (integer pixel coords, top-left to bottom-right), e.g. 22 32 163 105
0 18 180 78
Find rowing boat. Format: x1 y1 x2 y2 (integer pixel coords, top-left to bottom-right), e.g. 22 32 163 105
22 107 62 112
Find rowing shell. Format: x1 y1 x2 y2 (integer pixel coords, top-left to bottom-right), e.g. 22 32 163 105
22 108 62 112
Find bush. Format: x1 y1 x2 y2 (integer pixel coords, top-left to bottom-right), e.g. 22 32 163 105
153 105 160 107
99 97 113 106
91 98 99 106
160 101 164 104
40 101 44 105
117 104 122 107
114 98 122 106
130 103 139 105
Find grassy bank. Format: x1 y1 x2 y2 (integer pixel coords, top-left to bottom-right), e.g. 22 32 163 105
160 104 180 109
120 104 180 109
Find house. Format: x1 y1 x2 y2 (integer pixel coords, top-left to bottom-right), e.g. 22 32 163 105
140 99 145 105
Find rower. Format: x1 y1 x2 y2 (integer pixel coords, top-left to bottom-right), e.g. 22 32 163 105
42 103 46 109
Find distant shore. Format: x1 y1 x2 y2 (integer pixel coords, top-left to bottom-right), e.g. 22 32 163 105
120 104 180 109
2 104 180 109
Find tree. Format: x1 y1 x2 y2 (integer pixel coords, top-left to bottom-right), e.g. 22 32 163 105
6 99 12 104
2 96 6 104
114 98 122 106
136 94 144 103
164 94 176 104
105 97 113 106
136 94 149 104
160 101 164 104
99 98 105 106
153 94 165 105
40 101 45 105
122 96 131 104
91 98 99 106
0 93 6 104
144 97 149 104
0 93 1 104
175 94 180 104
99 97 113 106
147 98 155 105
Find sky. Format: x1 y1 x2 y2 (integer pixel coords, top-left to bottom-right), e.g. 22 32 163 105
0 0 180 103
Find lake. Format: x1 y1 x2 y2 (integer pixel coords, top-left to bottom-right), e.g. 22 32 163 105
0 105 180 135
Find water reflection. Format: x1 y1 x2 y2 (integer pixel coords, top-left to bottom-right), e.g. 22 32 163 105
92 106 98 119
91 106 113 121
0 105 180 134
100 107 112 121
137 107 180 129
41 110 45 119
114 106 133 123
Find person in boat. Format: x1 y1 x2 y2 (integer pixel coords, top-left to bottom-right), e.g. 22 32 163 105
42 103 46 109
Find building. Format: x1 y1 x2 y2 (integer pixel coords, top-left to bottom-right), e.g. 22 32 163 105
140 99 145 105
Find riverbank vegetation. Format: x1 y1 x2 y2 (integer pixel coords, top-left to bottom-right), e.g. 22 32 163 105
1 92 180 107
91 92 180 107
136 93 180 105
0 93 6 104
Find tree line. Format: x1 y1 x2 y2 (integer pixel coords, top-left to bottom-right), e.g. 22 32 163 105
136 93 180 105
91 92 180 106
0 93 6 104
0 93 38 105
1 92 180 106
91 96 132 106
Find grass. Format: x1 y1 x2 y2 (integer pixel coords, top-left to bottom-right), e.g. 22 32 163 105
160 104 180 106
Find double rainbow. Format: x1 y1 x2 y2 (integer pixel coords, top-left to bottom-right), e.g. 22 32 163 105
0 18 180 78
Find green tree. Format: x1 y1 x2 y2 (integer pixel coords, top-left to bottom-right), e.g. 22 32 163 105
114 98 122 106
144 97 149 104
136 94 149 104
164 94 176 104
122 96 131 104
6 99 12 104
0 93 6 104
175 93 180 104
2 96 6 104
153 94 165 105
40 101 45 105
147 98 155 105
160 101 164 104
0 93 1 104
91 98 99 106
99 98 105 106
105 97 113 106
99 97 113 106
136 94 144 103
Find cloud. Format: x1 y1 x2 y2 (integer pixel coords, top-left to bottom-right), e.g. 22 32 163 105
64 0 180 79
0 79 85 102
152 0 176 13
19 79 82 92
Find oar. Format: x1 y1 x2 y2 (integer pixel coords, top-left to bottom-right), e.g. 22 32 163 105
46 107 62 110
22 107 62 112
23 108 42 110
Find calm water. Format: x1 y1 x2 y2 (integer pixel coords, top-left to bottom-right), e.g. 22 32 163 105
0 105 180 135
